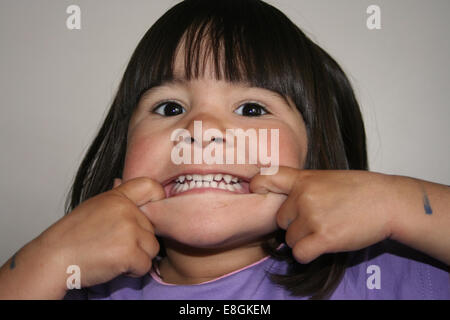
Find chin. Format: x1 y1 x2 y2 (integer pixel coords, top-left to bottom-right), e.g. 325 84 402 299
140 192 287 249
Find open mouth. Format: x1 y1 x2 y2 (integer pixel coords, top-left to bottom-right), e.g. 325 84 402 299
164 173 250 198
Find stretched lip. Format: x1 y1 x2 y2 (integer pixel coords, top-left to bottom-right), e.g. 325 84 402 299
161 169 253 198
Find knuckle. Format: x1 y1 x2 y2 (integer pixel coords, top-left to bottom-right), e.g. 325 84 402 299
127 246 143 264
302 209 323 231
296 192 317 215
114 245 138 274
276 211 289 229
299 187 317 205
284 226 299 248
114 234 140 260
310 231 333 256
136 176 154 187
106 195 134 216
106 235 134 259
309 214 323 231
295 170 312 187
292 244 308 264
119 219 139 236
285 233 295 248
140 263 152 276
301 211 315 230
140 233 160 257
123 237 140 256
149 237 160 256
139 177 164 195
139 259 153 276
132 251 152 276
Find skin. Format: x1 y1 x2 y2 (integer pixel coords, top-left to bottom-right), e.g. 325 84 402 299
250 167 450 266
115 44 308 284
0 43 448 299
0 177 166 299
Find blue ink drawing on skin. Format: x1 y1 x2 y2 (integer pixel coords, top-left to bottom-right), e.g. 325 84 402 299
423 193 433 215
9 254 16 269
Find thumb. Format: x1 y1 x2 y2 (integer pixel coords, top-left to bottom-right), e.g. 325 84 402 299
250 166 301 195
110 177 166 206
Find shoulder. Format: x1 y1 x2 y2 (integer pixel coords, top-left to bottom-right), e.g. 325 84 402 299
332 240 449 299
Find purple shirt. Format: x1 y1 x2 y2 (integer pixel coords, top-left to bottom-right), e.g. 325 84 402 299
64 241 449 300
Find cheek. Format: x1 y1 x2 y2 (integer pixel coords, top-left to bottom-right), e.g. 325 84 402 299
262 126 306 171
279 129 305 168
122 128 171 181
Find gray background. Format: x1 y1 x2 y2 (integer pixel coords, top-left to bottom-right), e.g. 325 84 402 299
1 0 449 265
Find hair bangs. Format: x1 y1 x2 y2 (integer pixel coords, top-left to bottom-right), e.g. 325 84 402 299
126 0 307 117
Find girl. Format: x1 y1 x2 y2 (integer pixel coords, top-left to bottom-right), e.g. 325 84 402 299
0 0 448 300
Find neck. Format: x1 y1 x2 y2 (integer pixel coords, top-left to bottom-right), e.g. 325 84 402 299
157 235 275 285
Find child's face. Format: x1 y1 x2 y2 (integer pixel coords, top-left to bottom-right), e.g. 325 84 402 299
118 49 307 249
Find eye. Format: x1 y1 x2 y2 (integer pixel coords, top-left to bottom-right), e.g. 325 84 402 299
234 102 269 117
153 101 186 116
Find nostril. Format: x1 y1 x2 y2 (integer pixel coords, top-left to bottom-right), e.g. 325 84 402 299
185 136 225 144
183 136 195 144
211 136 223 143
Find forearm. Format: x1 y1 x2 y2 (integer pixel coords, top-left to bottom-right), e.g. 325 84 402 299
390 175 450 266
0 238 69 299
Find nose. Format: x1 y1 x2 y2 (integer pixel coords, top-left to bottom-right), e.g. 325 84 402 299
179 113 228 149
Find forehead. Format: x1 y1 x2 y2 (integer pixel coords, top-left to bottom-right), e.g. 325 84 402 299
159 42 276 91
139 34 295 109
171 36 228 83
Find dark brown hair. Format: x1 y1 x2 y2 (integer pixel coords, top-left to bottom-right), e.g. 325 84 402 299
65 0 368 299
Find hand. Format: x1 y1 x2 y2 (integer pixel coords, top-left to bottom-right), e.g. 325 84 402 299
37 177 165 289
250 167 398 264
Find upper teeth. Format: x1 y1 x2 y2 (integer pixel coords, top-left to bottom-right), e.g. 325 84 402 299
175 173 239 184
172 173 242 194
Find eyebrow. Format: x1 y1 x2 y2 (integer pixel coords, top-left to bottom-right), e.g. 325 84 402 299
139 77 189 100
141 76 293 109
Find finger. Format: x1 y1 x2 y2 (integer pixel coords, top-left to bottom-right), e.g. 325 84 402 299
250 166 303 195
275 194 299 230
291 233 329 264
125 248 153 278
136 228 160 258
284 216 312 248
133 209 156 234
113 177 159 233
111 177 166 207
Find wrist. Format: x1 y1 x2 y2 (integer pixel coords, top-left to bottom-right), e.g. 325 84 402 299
387 175 427 244
0 236 70 299
32 233 74 297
